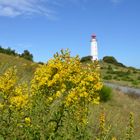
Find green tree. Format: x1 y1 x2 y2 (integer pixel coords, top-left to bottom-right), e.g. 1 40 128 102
21 50 33 61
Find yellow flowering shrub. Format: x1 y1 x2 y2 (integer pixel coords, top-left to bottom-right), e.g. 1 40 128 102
0 68 30 139
0 68 29 110
30 49 103 138
31 50 102 106
10 84 29 109
0 67 17 96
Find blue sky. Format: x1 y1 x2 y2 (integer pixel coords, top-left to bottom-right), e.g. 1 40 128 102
0 0 140 68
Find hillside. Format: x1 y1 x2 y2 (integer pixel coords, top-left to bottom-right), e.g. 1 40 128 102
1 53 140 88
0 53 37 82
100 61 140 88
81 56 140 88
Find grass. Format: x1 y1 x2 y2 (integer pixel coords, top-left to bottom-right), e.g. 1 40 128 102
0 53 37 82
99 60 140 88
89 89 140 139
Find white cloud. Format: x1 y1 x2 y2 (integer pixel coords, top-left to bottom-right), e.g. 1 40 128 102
0 0 123 18
0 0 52 17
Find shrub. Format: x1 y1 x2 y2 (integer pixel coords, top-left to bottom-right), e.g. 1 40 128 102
103 56 126 67
132 81 139 86
80 55 92 62
0 50 103 139
103 75 112 80
108 65 113 70
137 76 140 80
0 46 34 61
99 85 112 102
103 56 118 64
30 49 103 139
21 50 33 61
133 70 137 74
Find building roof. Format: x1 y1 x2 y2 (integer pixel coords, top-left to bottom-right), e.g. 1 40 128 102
91 34 96 39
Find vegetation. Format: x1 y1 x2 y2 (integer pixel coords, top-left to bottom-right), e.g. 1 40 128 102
0 46 33 61
0 51 140 139
103 56 126 67
100 58 140 88
0 53 37 82
81 55 140 88
99 85 112 102
21 50 33 61
80 56 93 62
0 50 103 139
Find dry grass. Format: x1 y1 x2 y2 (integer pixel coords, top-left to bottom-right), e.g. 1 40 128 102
89 89 140 139
0 53 38 82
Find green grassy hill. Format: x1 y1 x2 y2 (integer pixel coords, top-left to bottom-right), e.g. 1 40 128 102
81 55 140 88
100 60 140 88
0 53 37 82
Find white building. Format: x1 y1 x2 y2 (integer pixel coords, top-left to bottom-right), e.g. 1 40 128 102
91 34 98 61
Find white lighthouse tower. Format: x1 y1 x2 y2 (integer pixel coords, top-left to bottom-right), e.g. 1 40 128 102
91 34 98 61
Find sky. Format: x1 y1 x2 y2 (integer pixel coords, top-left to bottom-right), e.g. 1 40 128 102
0 0 140 68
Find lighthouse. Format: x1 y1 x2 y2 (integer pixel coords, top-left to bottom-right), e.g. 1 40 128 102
91 34 98 61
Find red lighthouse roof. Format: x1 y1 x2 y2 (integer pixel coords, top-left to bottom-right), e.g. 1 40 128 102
91 34 96 39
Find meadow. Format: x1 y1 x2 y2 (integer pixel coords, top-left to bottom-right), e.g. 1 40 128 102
0 51 140 140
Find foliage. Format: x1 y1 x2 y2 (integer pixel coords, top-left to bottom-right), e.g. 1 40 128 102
96 110 112 140
80 55 93 62
0 50 102 139
30 49 102 139
0 46 17 56
131 80 139 86
108 65 113 71
0 68 30 139
0 46 33 61
125 112 134 140
99 86 112 102
21 50 33 61
0 49 139 139
137 76 140 80
103 56 118 64
103 56 126 67
103 75 112 80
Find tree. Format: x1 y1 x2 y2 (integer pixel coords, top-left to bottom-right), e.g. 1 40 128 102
21 50 33 61
80 55 93 62
103 56 126 67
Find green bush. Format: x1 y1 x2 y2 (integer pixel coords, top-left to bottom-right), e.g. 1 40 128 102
137 76 140 80
103 56 118 64
103 75 112 80
132 80 139 86
99 85 112 102
108 65 113 70
0 46 33 61
80 55 92 62
103 56 126 67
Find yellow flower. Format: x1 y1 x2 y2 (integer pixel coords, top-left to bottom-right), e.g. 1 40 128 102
0 103 4 109
25 117 31 124
48 97 53 102
112 137 117 140
56 91 61 98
